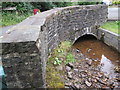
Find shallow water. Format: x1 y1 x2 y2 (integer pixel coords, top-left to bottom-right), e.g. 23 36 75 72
72 35 120 79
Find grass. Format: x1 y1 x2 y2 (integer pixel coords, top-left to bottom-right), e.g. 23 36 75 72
46 41 76 88
1 11 33 27
100 21 120 35
49 41 75 65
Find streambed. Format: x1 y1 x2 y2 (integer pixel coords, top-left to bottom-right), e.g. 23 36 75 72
64 35 120 89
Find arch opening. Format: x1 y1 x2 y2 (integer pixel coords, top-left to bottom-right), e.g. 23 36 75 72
74 34 97 44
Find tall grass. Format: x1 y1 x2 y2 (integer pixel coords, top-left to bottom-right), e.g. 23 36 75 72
1 11 32 27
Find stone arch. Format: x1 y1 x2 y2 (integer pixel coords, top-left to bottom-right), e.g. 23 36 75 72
1 5 107 88
72 27 98 44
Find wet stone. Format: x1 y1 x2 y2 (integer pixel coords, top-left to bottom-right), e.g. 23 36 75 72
115 74 120 81
65 66 71 71
73 69 78 73
91 78 97 83
85 80 92 87
93 53 96 56
67 72 73 79
86 59 92 66
73 77 79 82
97 79 108 85
93 59 98 61
115 60 119 63
64 86 70 88
97 72 103 78
65 82 72 86
76 49 80 53
87 48 92 53
84 64 89 68
79 70 85 72
25 62 28 65
86 58 89 61
74 83 80 88
114 66 119 73
81 73 87 78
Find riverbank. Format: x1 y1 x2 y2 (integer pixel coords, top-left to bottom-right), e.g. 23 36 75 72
64 37 120 89
64 48 119 89
100 21 119 35
46 39 120 89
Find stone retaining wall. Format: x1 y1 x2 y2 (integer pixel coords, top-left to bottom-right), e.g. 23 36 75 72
97 28 120 53
0 5 108 88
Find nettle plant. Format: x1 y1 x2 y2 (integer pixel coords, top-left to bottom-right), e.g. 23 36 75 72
64 53 75 64
51 41 76 65
54 57 62 65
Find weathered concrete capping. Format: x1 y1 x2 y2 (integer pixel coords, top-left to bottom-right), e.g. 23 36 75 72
0 5 108 88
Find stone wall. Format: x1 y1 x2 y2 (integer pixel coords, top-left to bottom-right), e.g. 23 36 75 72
2 42 44 88
97 28 120 53
0 5 108 88
44 5 108 52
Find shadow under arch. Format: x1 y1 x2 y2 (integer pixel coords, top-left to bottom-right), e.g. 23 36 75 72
73 34 97 45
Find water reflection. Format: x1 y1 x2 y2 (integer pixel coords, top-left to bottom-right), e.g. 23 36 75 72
100 55 115 79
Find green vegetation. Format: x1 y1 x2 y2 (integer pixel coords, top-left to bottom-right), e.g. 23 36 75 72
101 21 120 35
46 41 76 88
1 2 33 27
2 2 33 13
46 63 64 88
65 53 75 64
49 41 75 65
1 2 102 27
1 12 32 26
112 0 120 5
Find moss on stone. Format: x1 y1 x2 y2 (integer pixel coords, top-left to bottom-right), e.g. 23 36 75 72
46 61 64 88
46 41 75 88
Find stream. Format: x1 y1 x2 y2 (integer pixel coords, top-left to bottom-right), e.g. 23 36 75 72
64 35 120 89
73 35 119 79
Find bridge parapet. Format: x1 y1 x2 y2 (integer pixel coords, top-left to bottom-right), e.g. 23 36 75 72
1 5 108 88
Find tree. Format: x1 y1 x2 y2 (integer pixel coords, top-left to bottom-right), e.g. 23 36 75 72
2 2 33 13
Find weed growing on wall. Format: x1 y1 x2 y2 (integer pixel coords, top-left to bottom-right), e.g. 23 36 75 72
46 41 76 88
49 41 75 65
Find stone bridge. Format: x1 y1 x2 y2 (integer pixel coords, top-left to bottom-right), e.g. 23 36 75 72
1 5 108 88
